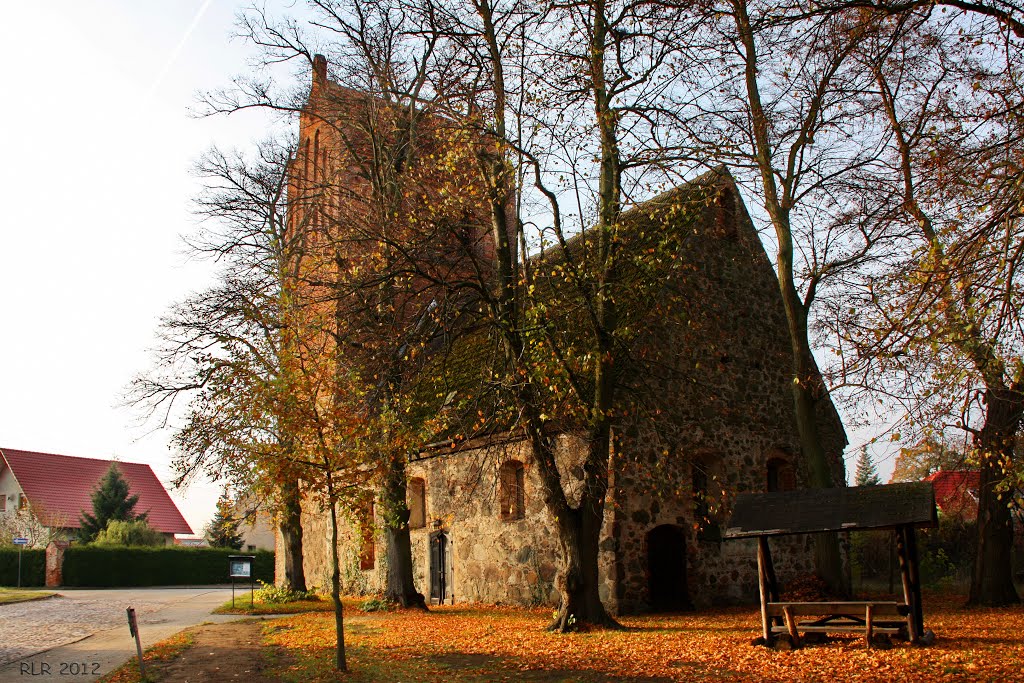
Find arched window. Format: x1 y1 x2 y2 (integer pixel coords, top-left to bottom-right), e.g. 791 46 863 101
408 477 426 529
313 129 320 179
498 460 525 521
302 137 310 184
359 502 375 570
766 456 796 492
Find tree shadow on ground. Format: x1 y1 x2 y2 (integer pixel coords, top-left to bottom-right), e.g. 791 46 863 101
430 651 733 682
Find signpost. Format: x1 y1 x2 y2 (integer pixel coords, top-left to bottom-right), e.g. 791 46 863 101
126 607 145 678
12 538 28 588
228 555 255 608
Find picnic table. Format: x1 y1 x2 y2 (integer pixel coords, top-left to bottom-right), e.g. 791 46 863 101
724 482 937 648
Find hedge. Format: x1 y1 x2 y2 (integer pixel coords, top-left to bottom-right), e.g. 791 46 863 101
61 546 274 587
0 548 46 587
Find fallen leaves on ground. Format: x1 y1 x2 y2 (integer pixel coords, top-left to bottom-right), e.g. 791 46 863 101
96 629 195 683
214 596 331 615
261 592 1024 682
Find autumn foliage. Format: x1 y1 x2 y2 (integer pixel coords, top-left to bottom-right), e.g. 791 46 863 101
256 595 1024 682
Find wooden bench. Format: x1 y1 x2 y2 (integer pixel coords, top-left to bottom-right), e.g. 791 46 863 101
767 601 912 648
725 484 937 649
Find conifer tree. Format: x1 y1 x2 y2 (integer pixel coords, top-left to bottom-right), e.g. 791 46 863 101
79 464 146 541
205 491 244 550
854 446 881 487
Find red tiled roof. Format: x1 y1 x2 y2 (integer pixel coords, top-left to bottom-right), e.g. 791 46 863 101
0 448 192 534
923 470 980 520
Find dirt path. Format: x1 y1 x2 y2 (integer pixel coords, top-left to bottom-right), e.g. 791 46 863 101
155 621 281 683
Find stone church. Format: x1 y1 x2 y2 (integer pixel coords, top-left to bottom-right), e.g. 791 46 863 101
275 57 847 614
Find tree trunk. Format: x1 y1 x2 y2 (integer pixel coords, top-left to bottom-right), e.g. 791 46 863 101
785 265 847 597
327 479 347 671
529 421 619 632
279 475 307 593
547 502 616 631
968 388 1021 606
732 0 847 597
380 452 427 609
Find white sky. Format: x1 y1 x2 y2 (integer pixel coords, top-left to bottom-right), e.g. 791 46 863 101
0 1 890 538
0 0 289 536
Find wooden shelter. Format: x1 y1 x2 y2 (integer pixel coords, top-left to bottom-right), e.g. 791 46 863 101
725 482 937 647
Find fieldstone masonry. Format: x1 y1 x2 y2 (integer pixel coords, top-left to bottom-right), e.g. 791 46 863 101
276 172 847 614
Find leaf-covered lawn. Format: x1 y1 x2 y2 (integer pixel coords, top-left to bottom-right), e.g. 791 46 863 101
261 593 1024 682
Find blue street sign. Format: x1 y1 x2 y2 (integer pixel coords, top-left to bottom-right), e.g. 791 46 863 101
12 537 29 545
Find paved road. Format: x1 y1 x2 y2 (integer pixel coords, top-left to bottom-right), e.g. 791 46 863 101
0 587 241 682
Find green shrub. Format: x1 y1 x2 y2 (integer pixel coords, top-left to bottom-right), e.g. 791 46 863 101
918 515 976 586
0 548 46 587
60 546 273 587
252 580 318 604
94 520 164 547
360 596 391 612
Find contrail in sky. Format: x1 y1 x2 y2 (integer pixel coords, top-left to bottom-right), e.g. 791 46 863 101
144 0 215 107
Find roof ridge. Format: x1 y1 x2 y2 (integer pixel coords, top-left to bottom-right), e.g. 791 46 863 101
1 447 147 468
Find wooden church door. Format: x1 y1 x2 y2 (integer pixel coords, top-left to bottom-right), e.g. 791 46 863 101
429 531 449 604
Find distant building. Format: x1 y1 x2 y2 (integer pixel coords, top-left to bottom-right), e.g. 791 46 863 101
174 536 209 547
923 470 980 521
0 448 192 545
235 493 276 552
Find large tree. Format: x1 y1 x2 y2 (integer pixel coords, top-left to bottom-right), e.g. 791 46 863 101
826 6 1023 605
415 0 704 629
206 491 245 549
79 464 146 542
131 139 308 592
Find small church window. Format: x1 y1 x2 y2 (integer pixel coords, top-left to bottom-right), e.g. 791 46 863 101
409 477 426 529
498 460 525 521
0 494 6 512
359 502 375 570
766 457 796 492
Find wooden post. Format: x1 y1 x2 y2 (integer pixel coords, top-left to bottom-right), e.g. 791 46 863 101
904 526 925 638
762 537 780 603
757 536 774 645
783 605 801 648
895 526 919 643
126 607 145 678
864 604 874 648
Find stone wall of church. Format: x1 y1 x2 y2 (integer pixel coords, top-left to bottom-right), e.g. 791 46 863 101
275 172 847 613
404 434 621 609
604 179 846 612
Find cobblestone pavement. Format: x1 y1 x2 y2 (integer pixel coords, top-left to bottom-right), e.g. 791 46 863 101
0 588 231 667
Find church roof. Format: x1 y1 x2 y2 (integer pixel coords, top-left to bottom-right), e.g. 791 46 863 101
0 448 192 534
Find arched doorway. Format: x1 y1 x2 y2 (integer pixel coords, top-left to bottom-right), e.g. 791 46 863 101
646 524 691 611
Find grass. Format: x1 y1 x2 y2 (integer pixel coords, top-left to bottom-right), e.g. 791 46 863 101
95 629 195 683
213 592 333 615
0 588 55 604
